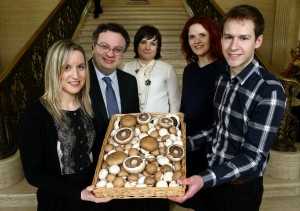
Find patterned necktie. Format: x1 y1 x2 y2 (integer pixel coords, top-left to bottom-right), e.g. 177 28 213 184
102 77 119 118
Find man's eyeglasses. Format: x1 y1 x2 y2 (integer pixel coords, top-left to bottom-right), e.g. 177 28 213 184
96 43 125 55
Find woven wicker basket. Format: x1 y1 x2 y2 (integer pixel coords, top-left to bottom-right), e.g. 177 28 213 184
92 112 186 198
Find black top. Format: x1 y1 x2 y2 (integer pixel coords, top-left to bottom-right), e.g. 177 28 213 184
180 59 226 136
18 100 109 211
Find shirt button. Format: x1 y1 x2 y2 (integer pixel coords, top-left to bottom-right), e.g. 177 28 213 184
80 167 83 170
80 154 83 158
80 140 83 144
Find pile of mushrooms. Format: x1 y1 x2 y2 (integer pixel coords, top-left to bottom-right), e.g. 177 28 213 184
96 112 185 189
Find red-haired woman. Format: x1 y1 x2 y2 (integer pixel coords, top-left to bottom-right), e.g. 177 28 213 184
179 15 225 211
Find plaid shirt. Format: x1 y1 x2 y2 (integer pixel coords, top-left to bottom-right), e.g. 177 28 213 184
187 59 286 188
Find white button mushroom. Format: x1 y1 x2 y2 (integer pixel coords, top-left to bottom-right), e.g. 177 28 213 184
98 168 108 180
96 180 107 187
156 180 168 187
109 165 120 175
163 171 173 182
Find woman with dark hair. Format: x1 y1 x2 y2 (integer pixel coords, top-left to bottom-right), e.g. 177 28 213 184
124 24 181 113
178 15 225 211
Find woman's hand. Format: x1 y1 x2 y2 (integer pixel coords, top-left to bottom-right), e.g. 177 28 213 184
168 175 204 203
81 185 111 203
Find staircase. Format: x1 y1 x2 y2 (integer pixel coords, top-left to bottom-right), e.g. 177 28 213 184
1 3 300 211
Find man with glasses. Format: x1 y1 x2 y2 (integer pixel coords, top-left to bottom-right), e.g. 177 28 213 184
88 23 141 210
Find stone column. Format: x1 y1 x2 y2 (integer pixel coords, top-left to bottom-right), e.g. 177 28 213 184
271 0 298 72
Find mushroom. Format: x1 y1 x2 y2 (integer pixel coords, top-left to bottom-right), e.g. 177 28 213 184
104 144 114 153
173 170 182 181
113 116 121 130
173 162 182 171
98 168 108 180
169 181 180 187
106 151 127 166
157 155 170 166
159 128 169 137
163 171 173 182
144 176 156 187
140 136 159 152
166 113 180 128
145 163 157 175
158 117 173 128
154 171 163 181
113 177 125 188
156 180 168 187
106 173 116 182
123 156 146 174
140 124 149 133
137 112 152 124
109 165 120 175
128 148 139 156
106 182 114 188
135 183 148 188
120 114 137 128
127 174 139 182
96 180 107 188
167 145 184 162
114 128 134 145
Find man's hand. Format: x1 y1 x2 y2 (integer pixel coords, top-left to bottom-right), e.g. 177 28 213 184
168 175 204 203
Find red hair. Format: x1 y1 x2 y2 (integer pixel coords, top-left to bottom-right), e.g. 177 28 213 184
180 15 223 64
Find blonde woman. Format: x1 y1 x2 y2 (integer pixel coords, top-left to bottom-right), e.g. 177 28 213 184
18 40 110 211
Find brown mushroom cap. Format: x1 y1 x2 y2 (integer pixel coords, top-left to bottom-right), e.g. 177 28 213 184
127 174 139 181
120 115 137 128
167 145 184 162
173 170 182 181
128 148 139 156
149 130 159 138
106 173 116 182
140 136 159 152
137 112 151 124
104 144 114 153
144 176 156 186
113 176 125 187
145 163 157 175
106 151 127 166
114 128 134 145
123 156 146 174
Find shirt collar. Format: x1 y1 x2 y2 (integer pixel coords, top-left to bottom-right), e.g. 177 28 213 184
224 59 260 85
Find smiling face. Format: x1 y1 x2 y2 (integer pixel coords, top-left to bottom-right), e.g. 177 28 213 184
137 37 158 64
221 19 263 76
188 23 210 58
92 30 126 75
61 50 86 100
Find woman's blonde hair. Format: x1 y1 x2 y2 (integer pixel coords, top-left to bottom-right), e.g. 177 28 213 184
41 39 93 122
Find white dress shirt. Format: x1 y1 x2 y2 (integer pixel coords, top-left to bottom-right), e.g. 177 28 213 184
93 60 121 115
124 59 181 113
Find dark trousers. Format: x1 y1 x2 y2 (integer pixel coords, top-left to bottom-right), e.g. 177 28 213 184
207 177 264 211
108 198 170 211
93 0 102 14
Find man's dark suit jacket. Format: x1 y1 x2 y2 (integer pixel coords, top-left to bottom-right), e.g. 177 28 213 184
88 58 139 161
